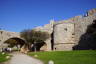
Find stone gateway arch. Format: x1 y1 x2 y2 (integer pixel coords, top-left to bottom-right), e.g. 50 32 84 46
0 30 51 51
0 30 26 49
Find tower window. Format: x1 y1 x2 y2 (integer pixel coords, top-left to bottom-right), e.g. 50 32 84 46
72 33 75 35
64 28 67 31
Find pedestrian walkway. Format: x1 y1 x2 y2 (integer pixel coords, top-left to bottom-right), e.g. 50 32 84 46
9 52 43 64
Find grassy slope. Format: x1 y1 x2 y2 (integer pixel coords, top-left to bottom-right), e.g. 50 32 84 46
28 50 96 64
0 52 10 63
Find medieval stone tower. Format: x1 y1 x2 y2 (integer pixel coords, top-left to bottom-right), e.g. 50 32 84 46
0 9 96 51
35 9 96 51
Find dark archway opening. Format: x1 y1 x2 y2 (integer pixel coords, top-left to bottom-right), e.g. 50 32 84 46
30 41 46 51
4 37 26 51
73 20 96 50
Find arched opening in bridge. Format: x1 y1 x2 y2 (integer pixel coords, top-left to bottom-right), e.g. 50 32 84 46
4 37 26 51
31 41 47 51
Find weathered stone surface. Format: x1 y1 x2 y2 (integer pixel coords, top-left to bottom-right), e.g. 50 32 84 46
40 44 47 51
34 20 55 51
53 9 96 50
32 9 96 51
54 23 75 44
74 15 96 44
54 44 75 51
0 9 96 51
0 30 20 49
87 9 96 16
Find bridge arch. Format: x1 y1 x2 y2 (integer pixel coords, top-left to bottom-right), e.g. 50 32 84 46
3 37 26 48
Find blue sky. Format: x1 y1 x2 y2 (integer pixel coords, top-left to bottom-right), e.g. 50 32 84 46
0 0 96 32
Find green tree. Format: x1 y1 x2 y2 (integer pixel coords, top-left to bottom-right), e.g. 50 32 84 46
5 39 17 47
20 29 50 52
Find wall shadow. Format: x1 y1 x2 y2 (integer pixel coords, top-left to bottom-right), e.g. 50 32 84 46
51 32 54 50
73 20 96 50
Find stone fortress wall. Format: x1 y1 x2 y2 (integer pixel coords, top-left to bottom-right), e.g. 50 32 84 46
0 9 96 51
35 9 96 51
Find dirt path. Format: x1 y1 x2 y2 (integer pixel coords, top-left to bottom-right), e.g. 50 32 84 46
8 52 43 64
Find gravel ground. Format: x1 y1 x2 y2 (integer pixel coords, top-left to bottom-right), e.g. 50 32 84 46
8 52 43 64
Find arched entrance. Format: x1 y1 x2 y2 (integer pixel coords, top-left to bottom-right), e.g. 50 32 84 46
31 41 47 51
3 37 26 51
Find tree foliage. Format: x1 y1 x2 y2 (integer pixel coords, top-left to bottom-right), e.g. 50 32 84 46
20 29 50 44
4 39 18 47
20 29 50 51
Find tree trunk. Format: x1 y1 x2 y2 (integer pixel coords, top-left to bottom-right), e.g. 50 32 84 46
34 42 36 52
34 45 36 52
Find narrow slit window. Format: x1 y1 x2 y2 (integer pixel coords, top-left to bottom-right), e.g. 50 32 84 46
64 28 67 31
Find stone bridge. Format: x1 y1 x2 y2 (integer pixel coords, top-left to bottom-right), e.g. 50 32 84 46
0 30 51 51
0 30 25 49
